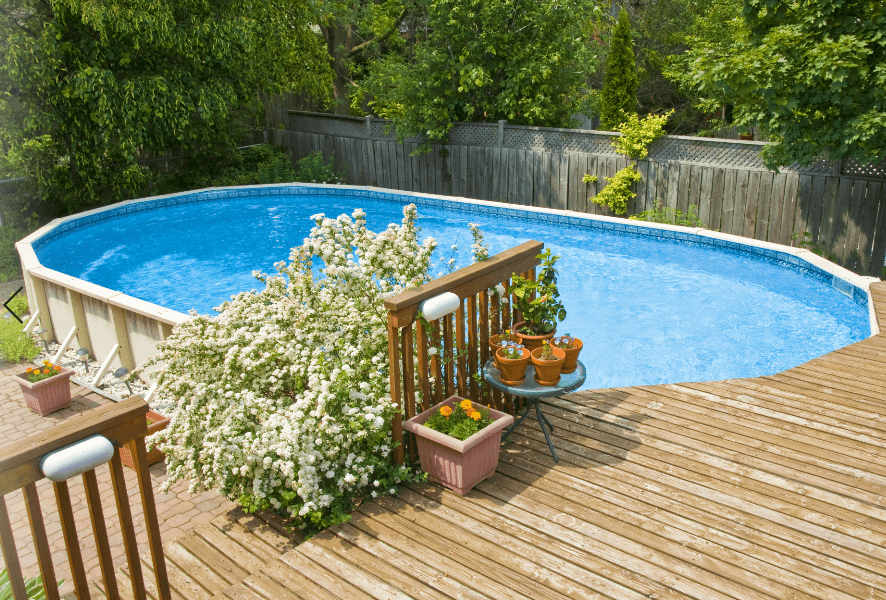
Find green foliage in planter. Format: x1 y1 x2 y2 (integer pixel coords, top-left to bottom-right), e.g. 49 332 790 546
423 399 493 441
0 318 39 363
599 9 638 131
294 151 347 184
590 164 643 215
612 112 671 159
510 249 566 335
630 201 706 227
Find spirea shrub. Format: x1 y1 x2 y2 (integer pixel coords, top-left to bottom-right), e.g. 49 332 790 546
139 205 437 529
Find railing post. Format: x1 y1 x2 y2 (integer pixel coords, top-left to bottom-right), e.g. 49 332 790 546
365 116 373 140
498 120 507 147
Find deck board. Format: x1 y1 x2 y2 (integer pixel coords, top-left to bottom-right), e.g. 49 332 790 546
152 296 886 599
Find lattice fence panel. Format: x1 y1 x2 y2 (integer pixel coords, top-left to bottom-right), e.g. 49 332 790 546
788 152 835 175
448 123 498 146
648 137 769 169
289 114 366 138
503 128 620 155
371 120 397 140
843 157 886 178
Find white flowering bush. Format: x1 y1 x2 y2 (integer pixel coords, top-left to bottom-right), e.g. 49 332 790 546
139 205 437 529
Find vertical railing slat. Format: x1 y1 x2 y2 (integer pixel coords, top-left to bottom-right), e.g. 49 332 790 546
502 278 512 331
83 468 119 599
455 301 468 398
131 437 171 600
0 495 28 600
416 319 430 412
442 314 455 398
23 483 60 600
401 324 416 463
109 449 148 600
490 292 503 411
430 321 443 404
387 314 404 464
54 480 91 599
478 290 490 406
467 295 479 403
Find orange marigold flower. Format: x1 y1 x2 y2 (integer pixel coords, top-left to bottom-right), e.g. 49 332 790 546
439 406 452 417
471 412 481 421
42 369 50 374
26 368 32 373
54 365 61 371
460 399 472 410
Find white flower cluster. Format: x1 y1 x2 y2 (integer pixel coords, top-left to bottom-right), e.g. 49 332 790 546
138 205 436 528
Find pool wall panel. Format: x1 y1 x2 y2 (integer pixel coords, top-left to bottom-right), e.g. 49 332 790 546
44 281 79 350
82 295 124 373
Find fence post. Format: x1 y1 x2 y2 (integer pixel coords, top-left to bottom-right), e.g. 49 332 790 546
365 116 372 140
498 120 507 147
832 159 842 177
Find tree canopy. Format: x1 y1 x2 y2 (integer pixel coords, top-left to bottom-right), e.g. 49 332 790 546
669 0 886 167
361 0 596 141
599 8 638 131
0 0 331 211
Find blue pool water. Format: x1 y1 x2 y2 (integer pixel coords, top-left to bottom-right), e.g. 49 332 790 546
35 189 870 390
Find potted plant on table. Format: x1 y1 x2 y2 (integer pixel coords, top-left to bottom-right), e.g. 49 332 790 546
489 329 517 367
531 340 566 386
403 396 514 495
14 361 74 416
510 249 566 350
552 334 583 374
495 341 530 385
119 410 171 469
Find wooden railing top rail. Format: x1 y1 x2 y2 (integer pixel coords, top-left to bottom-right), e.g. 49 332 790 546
384 240 544 326
0 396 148 495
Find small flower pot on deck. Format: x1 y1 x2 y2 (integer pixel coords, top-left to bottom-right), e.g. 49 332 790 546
553 338 583 374
495 347 531 385
404 396 514 495
530 347 566 386
119 410 170 469
15 367 74 416
512 321 556 350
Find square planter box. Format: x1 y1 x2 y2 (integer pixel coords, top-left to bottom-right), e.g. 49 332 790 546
14 367 75 416
119 410 170 469
404 396 514 495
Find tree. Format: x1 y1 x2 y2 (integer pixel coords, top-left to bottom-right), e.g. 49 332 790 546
598 8 638 131
362 0 596 142
0 0 332 212
669 0 886 168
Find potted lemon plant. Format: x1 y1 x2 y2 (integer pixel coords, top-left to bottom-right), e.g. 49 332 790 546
403 396 514 495
14 361 74 415
510 249 566 349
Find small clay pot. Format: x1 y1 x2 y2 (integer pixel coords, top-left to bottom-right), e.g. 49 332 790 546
512 321 556 350
530 346 566 386
553 338 583 374
496 347 531 385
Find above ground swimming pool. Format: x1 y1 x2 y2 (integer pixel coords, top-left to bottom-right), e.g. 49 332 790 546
32 185 871 390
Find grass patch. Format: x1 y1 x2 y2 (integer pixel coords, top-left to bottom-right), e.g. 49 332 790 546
0 318 39 363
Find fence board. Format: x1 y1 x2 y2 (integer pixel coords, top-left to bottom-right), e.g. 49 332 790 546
556 154 569 211
677 164 692 214
645 160 659 211
831 178 856 265
519 149 533 206
498 148 510 203
858 182 883 275
709 168 726 231
687 165 703 214
507 149 519 204
793 175 814 243
816 176 840 252
538 153 551 208
775 174 799 245
567 155 582 212
763 173 786 243
665 163 680 214
586 156 599 214
459 145 469 198
868 183 886 276
727 170 748 235
490 148 501 202
741 171 761 238
753 172 773 240
698 167 714 226
807 176 830 243
549 153 560 210
844 181 868 271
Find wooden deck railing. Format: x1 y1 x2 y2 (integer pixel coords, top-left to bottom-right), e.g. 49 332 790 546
0 396 170 600
384 240 544 463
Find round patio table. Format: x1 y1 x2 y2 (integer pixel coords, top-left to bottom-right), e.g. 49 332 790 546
483 358 586 462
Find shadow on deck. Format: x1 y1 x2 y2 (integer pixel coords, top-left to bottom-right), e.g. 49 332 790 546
129 283 886 600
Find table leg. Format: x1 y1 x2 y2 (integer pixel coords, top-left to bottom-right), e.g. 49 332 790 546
535 400 559 462
502 398 534 441
538 401 554 432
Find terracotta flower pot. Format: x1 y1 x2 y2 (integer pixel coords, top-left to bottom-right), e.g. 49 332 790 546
512 321 556 350
530 347 566 386
553 338 583 374
739 133 753 141
15 367 74 416
119 410 170 469
403 396 514 495
495 347 531 385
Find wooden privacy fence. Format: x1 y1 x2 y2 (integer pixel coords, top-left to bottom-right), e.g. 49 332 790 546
384 241 543 464
277 112 886 277
0 397 170 600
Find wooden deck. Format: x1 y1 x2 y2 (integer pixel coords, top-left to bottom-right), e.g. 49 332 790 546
122 282 886 600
